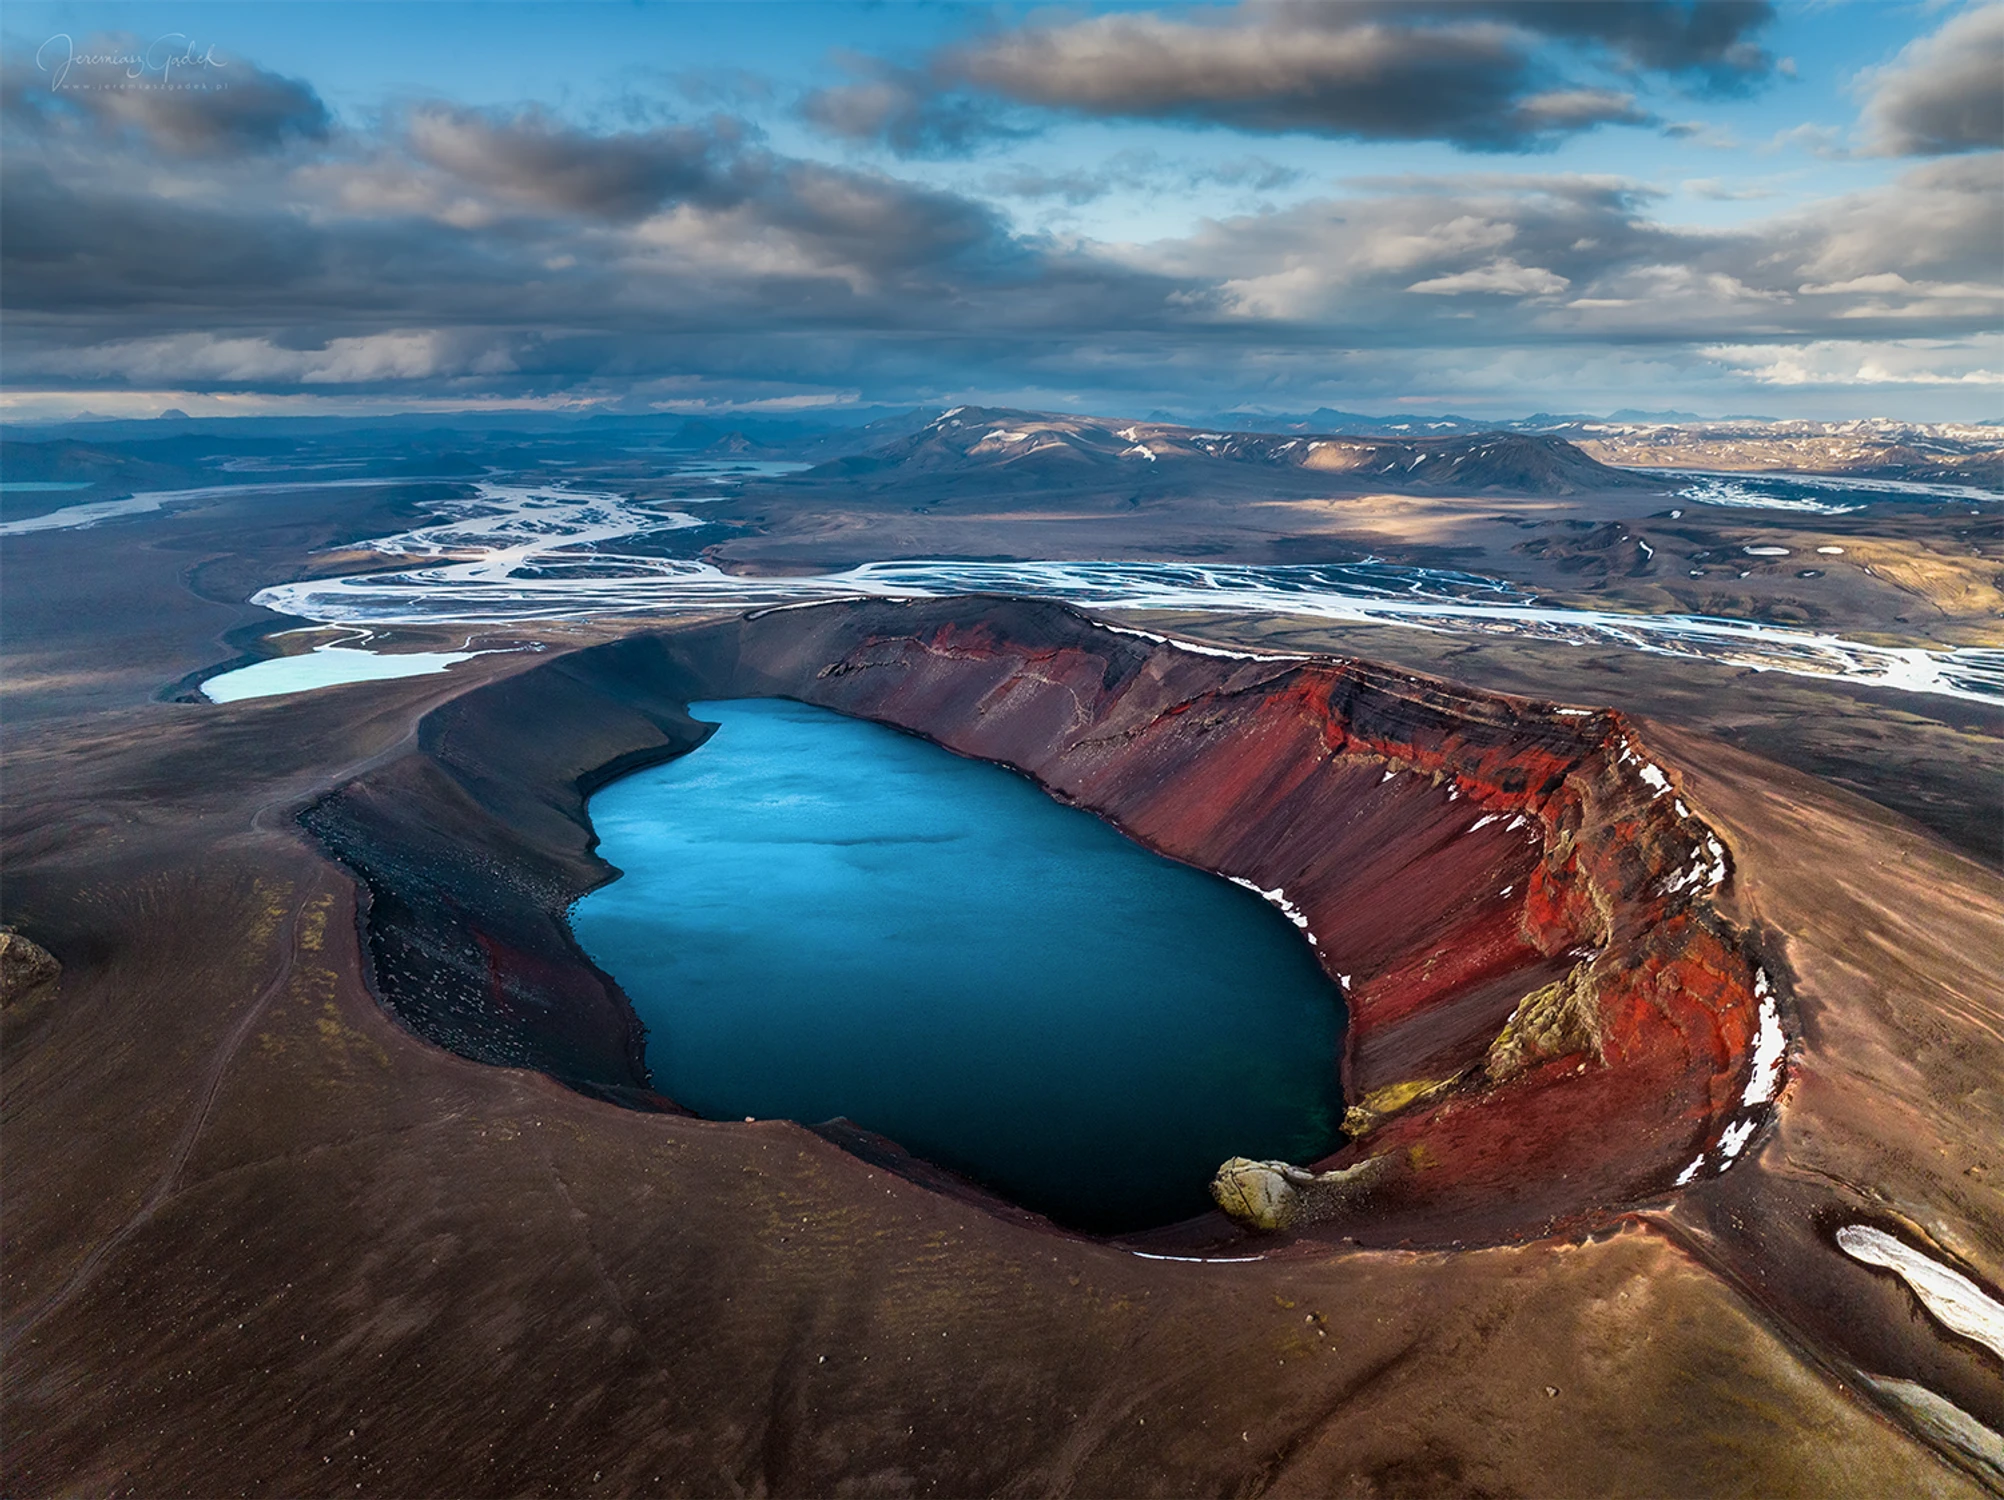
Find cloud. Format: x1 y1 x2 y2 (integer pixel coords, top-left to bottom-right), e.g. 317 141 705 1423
800 58 1025 157
1786 272 1998 326
1136 175 1655 320
404 105 736 219
1683 177 1776 200
1857 3 2004 156
1763 122 1848 159
1451 2 1776 88
982 152 1304 205
1702 338 2004 386
1408 258 1570 296
1 33 1994 420
1511 89 1650 131
1203 156 1307 193
947 11 1559 149
4 32 330 154
1125 158 1999 345
35 330 520 385
806 2 1778 154
1776 154 2003 285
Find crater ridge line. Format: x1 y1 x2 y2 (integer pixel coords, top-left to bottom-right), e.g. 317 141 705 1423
300 595 1779 1250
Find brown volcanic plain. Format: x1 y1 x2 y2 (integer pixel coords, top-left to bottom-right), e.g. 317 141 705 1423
2 417 2002 1496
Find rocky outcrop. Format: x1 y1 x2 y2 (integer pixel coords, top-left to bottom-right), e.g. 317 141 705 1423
302 597 1781 1246
0 927 59 1005
1211 1155 1393 1231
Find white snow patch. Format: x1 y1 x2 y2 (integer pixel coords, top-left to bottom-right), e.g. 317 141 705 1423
1741 973 1786 1106
1130 1253 1265 1263
1743 545 1791 557
1663 831 1727 898
1227 877 1314 941
1817 545 1845 555
1836 1226 2004 1361
1123 445 1158 462
1674 1155 1706 1186
1701 834 1727 888
1096 622 1304 662
1469 814 1500 832
1617 742 1671 797
745 596 873 619
1718 1118 1757 1161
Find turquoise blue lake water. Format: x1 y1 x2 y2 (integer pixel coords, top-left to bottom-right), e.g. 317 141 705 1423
570 698 1345 1231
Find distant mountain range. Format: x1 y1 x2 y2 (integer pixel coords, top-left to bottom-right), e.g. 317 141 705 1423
809 406 1661 496
1174 406 2001 446
1161 407 1727 436
866 407 2003 488
5 402 1996 492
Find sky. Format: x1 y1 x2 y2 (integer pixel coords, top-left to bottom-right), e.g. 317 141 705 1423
1 0 1999 423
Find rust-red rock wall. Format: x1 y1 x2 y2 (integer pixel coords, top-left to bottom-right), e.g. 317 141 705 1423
720 600 1771 1245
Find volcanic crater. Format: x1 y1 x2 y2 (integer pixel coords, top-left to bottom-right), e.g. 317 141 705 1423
301 596 1783 1247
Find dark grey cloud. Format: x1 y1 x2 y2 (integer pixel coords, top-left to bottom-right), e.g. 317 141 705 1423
807 1 1776 155
1438 3 1775 87
0 64 1058 357
948 11 1565 150
4 31 329 154
1859 3 2004 156
404 105 737 219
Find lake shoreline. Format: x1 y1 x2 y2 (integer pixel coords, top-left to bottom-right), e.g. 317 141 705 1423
572 698 1349 1233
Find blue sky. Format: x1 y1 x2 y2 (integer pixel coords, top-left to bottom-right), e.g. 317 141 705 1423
3 1 1998 420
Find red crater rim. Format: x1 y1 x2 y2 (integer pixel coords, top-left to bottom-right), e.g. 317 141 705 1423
304 596 1785 1249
